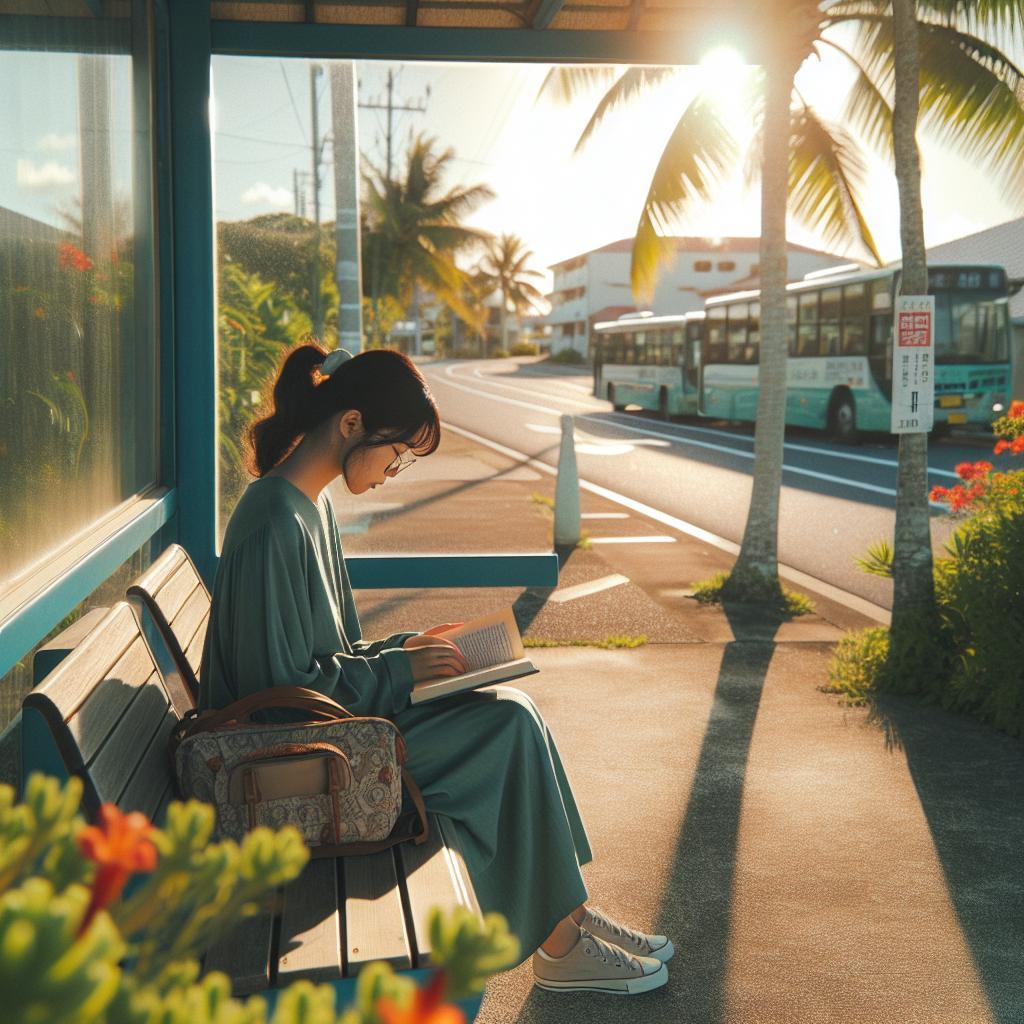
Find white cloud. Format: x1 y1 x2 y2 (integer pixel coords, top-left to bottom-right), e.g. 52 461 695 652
17 159 75 191
241 182 291 208
37 132 76 153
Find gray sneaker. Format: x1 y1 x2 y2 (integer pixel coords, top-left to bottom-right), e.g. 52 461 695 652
580 906 675 963
532 927 668 995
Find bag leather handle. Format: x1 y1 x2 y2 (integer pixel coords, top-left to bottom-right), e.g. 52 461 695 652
185 686 355 736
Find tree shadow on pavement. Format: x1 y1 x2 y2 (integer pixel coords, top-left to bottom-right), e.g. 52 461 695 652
867 695 1024 1022
514 600 786 1024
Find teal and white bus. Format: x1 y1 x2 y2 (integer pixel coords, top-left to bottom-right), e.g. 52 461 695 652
699 264 1014 440
592 310 705 419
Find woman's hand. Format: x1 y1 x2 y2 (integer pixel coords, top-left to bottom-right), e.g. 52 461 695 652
403 634 469 681
421 623 464 636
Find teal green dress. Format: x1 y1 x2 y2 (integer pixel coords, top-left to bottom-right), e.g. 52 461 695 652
199 475 593 962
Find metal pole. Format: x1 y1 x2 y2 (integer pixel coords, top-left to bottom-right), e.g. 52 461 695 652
310 62 323 341
330 62 363 353
554 414 581 547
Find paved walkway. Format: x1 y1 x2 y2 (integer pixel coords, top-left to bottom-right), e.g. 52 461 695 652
346 430 1024 1024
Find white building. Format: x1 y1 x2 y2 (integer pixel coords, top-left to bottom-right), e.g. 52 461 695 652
545 236 849 355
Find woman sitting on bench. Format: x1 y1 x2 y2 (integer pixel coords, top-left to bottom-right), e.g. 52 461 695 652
198 343 674 996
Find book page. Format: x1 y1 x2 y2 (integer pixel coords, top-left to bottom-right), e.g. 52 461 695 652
436 608 524 672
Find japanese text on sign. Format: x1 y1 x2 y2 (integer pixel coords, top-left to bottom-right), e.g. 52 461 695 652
891 295 935 434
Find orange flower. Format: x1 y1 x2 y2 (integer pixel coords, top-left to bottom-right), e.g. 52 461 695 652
377 971 465 1024
955 461 992 482
58 241 94 272
34 307 46 319
1009 400 1024 420
77 803 158 934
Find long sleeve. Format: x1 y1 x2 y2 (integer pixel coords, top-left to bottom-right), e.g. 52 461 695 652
201 516 414 719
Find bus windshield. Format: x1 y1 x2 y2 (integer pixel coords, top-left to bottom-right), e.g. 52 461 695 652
933 291 1010 364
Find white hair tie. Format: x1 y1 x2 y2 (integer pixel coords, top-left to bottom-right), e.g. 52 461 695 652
319 348 354 378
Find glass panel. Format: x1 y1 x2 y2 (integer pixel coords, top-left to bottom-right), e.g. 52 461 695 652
820 287 841 323
786 295 798 354
727 303 747 362
820 322 841 356
706 306 727 362
0 6 158 598
843 282 866 317
934 292 1011 363
842 320 867 355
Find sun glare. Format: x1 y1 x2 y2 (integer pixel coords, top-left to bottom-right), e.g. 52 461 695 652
695 46 754 137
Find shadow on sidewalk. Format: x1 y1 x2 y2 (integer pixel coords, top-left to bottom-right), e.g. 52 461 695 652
515 602 785 1024
870 696 1024 1022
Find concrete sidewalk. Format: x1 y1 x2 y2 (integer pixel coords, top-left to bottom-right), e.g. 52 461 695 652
335 430 1024 1024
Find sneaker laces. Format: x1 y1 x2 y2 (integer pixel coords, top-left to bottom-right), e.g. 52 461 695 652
580 929 636 972
586 908 649 952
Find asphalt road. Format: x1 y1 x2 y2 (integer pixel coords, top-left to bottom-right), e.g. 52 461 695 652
422 357 1008 611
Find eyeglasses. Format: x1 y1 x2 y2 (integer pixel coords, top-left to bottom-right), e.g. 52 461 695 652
385 447 416 476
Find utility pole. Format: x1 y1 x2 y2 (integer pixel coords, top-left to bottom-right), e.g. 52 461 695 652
310 63 324 342
330 62 362 354
358 68 428 349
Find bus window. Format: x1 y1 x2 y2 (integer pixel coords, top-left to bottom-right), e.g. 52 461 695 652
672 328 685 364
706 307 727 362
935 293 1011 363
842 283 867 355
871 277 893 311
798 292 819 356
727 303 748 362
634 331 646 364
820 288 841 355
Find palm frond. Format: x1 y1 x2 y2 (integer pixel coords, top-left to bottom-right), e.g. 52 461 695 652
572 66 680 154
788 103 882 266
917 0 1024 34
916 20 1024 202
818 36 894 158
630 95 737 301
536 66 618 104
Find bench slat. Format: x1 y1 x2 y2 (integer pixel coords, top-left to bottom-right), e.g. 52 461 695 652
173 585 209 658
184 617 207 680
399 815 481 967
342 851 412 975
32 605 141 725
69 637 160 765
277 858 343 984
205 909 275 996
435 815 483 919
131 545 187 604
117 708 178 820
151 554 196 626
87 675 169 805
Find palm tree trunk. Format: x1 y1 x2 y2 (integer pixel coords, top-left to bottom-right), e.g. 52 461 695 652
721 57 794 603
891 0 938 640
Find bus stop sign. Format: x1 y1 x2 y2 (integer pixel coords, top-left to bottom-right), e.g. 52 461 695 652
891 295 935 434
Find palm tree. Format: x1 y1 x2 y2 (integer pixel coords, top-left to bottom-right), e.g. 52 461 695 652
541 0 1024 605
361 134 495 346
476 234 547 353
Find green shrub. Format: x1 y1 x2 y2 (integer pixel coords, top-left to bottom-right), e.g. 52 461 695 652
836 404 1024 736
548 347 585 365
491 348 510 359
509 342 539 356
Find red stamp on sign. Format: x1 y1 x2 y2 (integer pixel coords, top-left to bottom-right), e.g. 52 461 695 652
898 311 931 346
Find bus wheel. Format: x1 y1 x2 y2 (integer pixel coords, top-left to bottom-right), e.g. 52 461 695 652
608 383 625 412
658 386 670 421
828 391 858 443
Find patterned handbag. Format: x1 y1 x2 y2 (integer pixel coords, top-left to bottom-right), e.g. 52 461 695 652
171 687 429 856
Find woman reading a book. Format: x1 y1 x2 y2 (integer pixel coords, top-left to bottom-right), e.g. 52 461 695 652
199 344 674 995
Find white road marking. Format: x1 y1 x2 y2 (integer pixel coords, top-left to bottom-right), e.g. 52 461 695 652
581 512 630 519
548 573 631 604
442 421 893 624
588 536 678 544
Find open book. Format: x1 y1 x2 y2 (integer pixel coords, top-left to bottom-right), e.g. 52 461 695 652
409 608 538 705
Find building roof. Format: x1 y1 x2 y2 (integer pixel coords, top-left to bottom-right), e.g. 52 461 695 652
589 304 637 322
549 236 847 271
0 206 68 244
926 216 1024 321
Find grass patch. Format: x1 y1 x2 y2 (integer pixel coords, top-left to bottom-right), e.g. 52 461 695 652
524 634 648 650
690 571 815 617
530 493 591 548
821 626 889 706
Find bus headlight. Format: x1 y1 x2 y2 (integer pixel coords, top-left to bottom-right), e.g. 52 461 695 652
993 403 1005 413
993 394 1007 413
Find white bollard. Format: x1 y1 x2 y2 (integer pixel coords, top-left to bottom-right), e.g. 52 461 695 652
554 414 581 547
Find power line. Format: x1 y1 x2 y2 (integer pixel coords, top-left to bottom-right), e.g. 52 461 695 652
280 60 307 143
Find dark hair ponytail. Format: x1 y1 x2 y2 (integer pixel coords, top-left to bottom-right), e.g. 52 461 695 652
244 342 441 478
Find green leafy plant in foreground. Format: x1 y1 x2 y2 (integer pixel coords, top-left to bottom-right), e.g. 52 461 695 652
0 774 518 1024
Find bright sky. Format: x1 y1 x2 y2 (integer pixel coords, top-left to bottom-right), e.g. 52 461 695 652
4 40 1022 296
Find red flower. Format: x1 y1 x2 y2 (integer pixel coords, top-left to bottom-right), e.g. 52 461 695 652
955 461 992 482
1009 400 1024 420
58 241 94 272
995 440 1012 455
77 803 158 934
929 485 948 503
65 370 76 383
377 971 465 1024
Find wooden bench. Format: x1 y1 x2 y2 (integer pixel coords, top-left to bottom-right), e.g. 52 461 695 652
21 597 484 1010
